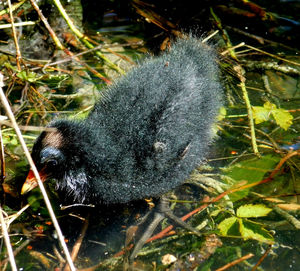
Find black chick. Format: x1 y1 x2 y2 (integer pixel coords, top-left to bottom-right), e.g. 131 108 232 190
21 37 223 205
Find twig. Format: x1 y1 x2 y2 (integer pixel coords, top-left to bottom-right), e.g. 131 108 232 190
0 72 76 271
211 8 260 156
251 245 272 271
235 65 260 156
273 205 300 229
60 203 95 210
255 128 280 150
0 21 35 29
241 60 300 76
202 30 219 43
63 216 89 271
52 0 84 40
53 245 66 265
46 92 94 100
220 42 245 56
0 124 6 190
0 0 26 16
215 253 254 271
52 0 124 75
245 44 300 67
29 0 65 50
0 95 6 204
7 0 22 70
0 206 18 271
7 204 30 226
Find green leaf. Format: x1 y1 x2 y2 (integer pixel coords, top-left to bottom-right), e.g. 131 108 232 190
210 209 222 217
263 101 277 111
272 108 293 130
17 70 43 83
2 135 18 146
223 154 280 201
252 105 270 124
218 217 237 235
238 220 274 243
237 204 272 218
252 101 293 130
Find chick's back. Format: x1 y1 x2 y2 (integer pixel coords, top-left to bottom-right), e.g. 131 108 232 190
85 37 223 203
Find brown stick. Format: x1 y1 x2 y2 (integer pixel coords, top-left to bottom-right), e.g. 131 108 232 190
64 216 89 271
251 245 272 271
215 253 254 271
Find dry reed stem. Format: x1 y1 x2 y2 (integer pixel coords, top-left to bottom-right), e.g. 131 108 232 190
0 72 76 271
7 0 22 70
0 206 18 271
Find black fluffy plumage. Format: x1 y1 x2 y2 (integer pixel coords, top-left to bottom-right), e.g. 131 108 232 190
24 37 223 204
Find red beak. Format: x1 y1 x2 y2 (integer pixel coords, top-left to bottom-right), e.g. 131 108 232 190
21 168 47 195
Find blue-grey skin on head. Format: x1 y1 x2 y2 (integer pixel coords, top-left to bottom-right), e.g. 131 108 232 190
22 37 223 205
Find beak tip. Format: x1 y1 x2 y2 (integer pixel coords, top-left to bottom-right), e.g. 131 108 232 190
21 183 31 195
22 171 38 195
22 169 48 195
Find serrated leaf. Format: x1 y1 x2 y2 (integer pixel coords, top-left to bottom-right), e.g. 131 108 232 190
218 217 237 235
252 105 270 124
253 101 293 130
237 204 272 218
272 108 293 130
238 220 274 243
263 101 277 111
223 154 280 202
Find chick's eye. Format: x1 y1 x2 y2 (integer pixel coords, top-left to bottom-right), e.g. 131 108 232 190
46 159 58 167
40 147 64 168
